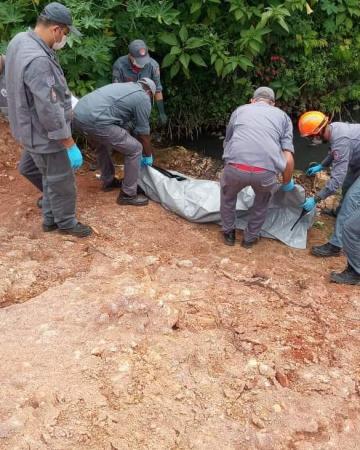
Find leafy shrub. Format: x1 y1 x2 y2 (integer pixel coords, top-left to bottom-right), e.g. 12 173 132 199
1 0 360 136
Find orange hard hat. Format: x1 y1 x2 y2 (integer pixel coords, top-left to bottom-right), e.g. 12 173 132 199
298 111 329 137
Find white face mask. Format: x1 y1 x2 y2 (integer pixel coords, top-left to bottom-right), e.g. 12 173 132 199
53 34 67 51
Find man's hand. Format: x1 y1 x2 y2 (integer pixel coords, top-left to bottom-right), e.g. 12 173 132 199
281 178 295 192
67 144 83 170
301 196 318 211
306 163 323 176
141 155 153 167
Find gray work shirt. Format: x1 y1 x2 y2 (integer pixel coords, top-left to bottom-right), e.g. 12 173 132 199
5 31 72 153
74 82 151 135
318 122 360 199
112 55 162 92
223 102 294 173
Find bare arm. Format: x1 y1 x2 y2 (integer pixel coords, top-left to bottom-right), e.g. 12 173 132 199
155 91 163 102
137 134 153 156
282 150 294 183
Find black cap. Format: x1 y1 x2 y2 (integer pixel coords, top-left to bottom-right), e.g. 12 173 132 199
40 2 81 36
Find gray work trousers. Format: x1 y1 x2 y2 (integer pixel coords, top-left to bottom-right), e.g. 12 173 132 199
220 164 277 240
29 150 77 229
330 175 360 248
19 149 43 192
342 207 360 274
73 119 142 196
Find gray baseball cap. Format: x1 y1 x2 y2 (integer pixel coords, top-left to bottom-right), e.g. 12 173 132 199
252 86 275 102
138 77 156 96
129 40 150 67
40 2 81 36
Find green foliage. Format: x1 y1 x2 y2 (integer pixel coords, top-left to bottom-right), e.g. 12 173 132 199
0 0 360 136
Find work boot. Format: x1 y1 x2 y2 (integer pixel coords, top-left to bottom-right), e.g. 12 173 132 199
311 242 341 257
223 230 235 246
321 208 338 218
42 223 58 232
102 177 122 192
59 222 93 238
330 264 360 285
37 196 43 209
241 237 259 249
117 191 149 206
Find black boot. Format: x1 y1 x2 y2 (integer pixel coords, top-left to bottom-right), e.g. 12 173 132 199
311 242 341 257
59 222 93 238
42 223 58 232
330 264 360 285
223 230 235 246
102 177 122 192
117 191 149 206
241 237 259 249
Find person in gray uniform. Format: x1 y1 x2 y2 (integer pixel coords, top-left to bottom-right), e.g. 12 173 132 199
298 112 360 264
0 55 44 206
73 78 155 206
112 40 167 126
5 2 92 237
221 87 295 248
330 206 360 285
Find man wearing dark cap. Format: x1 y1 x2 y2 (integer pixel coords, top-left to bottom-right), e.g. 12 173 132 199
112 39 168 126
5 2 92 238
220 87 295 248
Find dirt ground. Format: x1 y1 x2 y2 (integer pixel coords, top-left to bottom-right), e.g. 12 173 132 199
0 117 359 450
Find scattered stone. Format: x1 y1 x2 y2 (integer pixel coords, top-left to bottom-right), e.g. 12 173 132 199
91 347 104 357
251 414 266 429
144 255 159 266
258 363 275 378
220 258 230 266
246 358 259 370
272 404 282 413
8 175 14 181
275 370 290 388
176 259 193 268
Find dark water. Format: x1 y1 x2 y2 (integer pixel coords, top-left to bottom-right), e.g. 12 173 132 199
179 129 329 171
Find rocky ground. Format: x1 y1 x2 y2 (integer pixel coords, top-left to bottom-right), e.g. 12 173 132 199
0 117 359 450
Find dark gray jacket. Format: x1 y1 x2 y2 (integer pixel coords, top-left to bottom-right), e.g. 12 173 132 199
5 31 72 153
318 122 360 199
112 55 162 92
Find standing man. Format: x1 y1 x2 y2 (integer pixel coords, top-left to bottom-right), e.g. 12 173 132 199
298 112 360 263
5 2 92 237
221 87 295 248
112 40 167 126
73 78 155 206
0 55 7 116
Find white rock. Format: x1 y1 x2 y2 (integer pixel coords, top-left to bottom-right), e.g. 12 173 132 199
176 259 193 268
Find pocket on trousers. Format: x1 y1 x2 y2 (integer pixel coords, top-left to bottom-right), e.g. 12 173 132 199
259 172 276 189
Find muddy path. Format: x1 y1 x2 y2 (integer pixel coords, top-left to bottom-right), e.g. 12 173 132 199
0 118 359 449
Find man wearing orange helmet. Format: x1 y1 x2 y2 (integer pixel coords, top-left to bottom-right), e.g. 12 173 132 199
298 111 360 285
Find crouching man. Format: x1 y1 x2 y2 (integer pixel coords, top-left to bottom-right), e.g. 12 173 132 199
73 78 155 206
220 87 295 248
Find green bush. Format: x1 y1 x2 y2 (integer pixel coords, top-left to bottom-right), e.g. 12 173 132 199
1 0 360 136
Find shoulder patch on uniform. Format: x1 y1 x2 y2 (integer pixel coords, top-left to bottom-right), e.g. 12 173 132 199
0 88 7 98
50 87 58 103
332 150 339 161
46 74 56 87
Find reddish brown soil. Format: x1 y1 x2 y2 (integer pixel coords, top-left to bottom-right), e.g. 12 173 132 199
0 117 359 450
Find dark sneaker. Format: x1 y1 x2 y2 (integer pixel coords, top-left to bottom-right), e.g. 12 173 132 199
321 208 338 218
241 237 259 249
37 196 43 209
330 265 360 285
223 230 235 246
102 177 122 192
117 191 149 206
59 222 92 238
311 242 341 257
42 223 58 232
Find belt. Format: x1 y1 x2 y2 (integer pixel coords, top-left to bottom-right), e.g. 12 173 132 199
229 163 267 173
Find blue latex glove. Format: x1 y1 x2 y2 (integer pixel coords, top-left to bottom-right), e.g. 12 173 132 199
302 196 317 212
306 164 323 176
141 155 153 167
281 178 295 192
67 144 83 170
